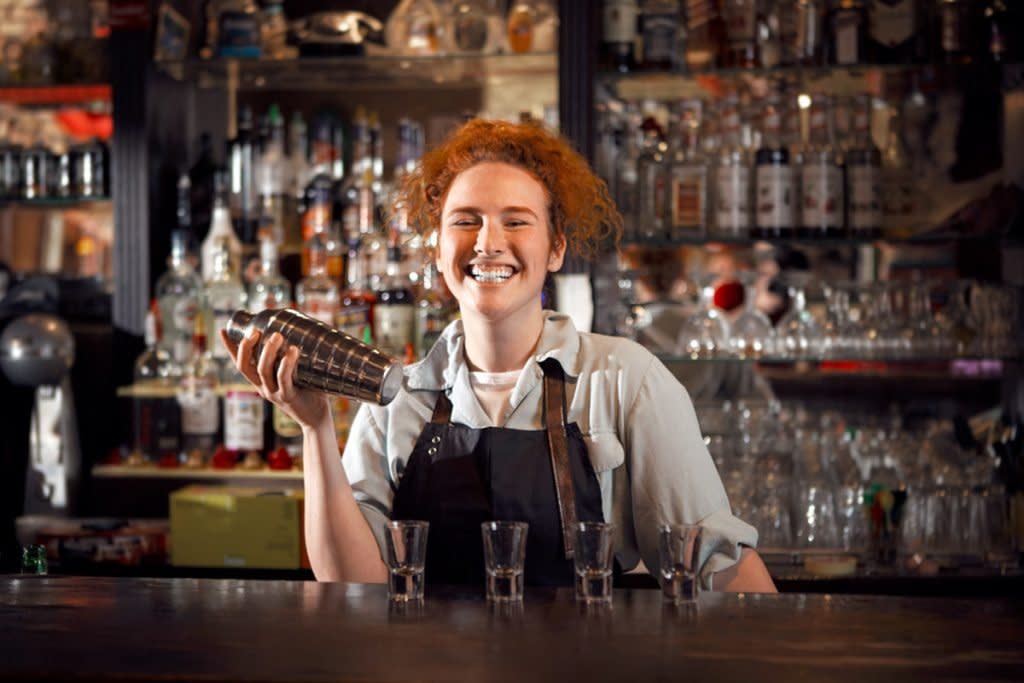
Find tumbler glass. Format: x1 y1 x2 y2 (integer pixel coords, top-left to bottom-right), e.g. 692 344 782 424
481 521 529 602
385 520 429 601
573 522 615 604
658 524 703 603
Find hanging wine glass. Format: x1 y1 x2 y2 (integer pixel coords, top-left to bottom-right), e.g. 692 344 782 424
729 270 776 359
676 271 730 359
776 272 825 360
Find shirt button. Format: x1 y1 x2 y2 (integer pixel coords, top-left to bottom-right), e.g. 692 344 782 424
431 435 441 444
428 447 437 455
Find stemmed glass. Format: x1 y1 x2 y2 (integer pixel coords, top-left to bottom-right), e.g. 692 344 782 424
728 270 776 359
901 278 950 359
676 272 731 359
863 281 910 359
822 281 860 359
776 272 824 360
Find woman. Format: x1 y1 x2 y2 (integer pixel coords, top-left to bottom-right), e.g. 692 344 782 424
222 119 775 592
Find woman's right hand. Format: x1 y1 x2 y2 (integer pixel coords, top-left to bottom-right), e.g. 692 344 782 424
219 328 331 430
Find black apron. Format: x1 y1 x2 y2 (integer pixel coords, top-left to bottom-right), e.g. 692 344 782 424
391 360 606 587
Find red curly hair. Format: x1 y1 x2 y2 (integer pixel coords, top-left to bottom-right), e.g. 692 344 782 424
396 118 622 259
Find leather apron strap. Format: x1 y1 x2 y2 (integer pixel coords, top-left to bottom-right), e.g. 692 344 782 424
431 390 453 424
542 361 578 559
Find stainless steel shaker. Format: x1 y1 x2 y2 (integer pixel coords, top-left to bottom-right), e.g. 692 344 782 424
224 308 403 406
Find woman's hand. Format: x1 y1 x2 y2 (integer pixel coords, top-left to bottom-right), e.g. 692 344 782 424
219 328 331 430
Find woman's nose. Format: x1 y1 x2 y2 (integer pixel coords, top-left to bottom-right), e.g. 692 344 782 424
473 219 505 255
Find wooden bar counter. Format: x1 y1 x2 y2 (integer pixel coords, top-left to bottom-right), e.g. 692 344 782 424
2 576 1023 682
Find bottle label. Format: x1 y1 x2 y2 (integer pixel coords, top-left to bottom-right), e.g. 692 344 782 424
834 11 861 64
686 0 713 30
179 379 219 436
800 163 844 228
337 303 372 340
755 165 794 230
869 0 914 48
375 304 415 356
669 166 706 232
714 164 750 234
722 2 756 45
273 404 302 439
641 15 678 62
224 390 264 452
218 11 261 57
603 0 637 44
848 164 881 231
301 301 337 327
881 168 916 227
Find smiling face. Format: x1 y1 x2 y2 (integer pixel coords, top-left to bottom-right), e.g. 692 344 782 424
437 162 566 329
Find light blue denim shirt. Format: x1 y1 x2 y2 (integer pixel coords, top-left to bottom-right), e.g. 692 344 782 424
342 311 758 584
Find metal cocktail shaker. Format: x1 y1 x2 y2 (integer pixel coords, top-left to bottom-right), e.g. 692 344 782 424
224 308 403 406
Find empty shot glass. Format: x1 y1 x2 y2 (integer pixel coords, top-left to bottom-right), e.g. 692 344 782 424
385 520 429 601
481 521 529 602
574 521 615 604
658 524 703 603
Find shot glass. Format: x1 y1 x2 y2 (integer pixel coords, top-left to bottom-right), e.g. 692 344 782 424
658 524 703 604
385 520 429 601
574 521 615 604
481 521 529 602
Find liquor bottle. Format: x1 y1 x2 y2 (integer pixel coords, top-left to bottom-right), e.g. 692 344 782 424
374 244 416 358
602 0 639 72
639 0 681 71
613 107 643 241
156 230 203 365
133 304 182 463
799 94 845 237
415 260 453 358
220 355 265 463
880 110 919 238
713 94 752 238
228 105 259 244
506 0 557 53
248 237 292 312
866 0 923 63
753 96 795 239
450 0 490 53
201 170 243 282
936 0 974 64
204 236 248 376
721 0 759 67
177 310 220 465
756 0 788 67
684 0 726 71
335 107 373 246
845 95 882 238
386 0 445 56
828 0 867 65
189 133 217 252
983 0 1023 63
302 118 343 280
256 103 291 246
635 113 667 241
665 102 709 240
296 233 340 327
792 0 824 64
337 242 376 345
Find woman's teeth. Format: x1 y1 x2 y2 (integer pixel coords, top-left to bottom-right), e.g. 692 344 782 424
470 266 513 283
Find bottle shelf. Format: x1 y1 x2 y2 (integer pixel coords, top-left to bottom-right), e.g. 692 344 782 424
156 52 557 92
656 356 1013 375
92 464 302 482
0 84 111 106
620 231 1019 249
117 382 257 399
0 196 112 209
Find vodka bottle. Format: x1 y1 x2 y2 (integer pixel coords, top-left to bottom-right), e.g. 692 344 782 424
754 96 795 238
296 234 340 327
248 238 292 312
177 310 220 463
799 94 845 237
256 103 291 246
845 95 881 238
665 102 709 241
635 114 667 241
204 237 248 375
713 95 752 238
201 170 243 282
156 230 204 365
133 305 182 463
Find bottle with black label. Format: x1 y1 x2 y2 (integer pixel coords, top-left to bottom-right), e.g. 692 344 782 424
374 244 415 358
602 0 639 72
754 96 795 239
639 0 680 70
845 95 882 238
828 0 867 65
866 0 925 63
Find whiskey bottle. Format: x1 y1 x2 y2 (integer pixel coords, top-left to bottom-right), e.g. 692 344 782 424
828 0 867 65
845 95 882 238
799 94 845 237
867 0 924 63
602 0 639 72
754 96 795 239
665 102 709 241
639 0 681 70
721 0 759 67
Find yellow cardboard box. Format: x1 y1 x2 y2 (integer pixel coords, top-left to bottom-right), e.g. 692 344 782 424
170 485 302 569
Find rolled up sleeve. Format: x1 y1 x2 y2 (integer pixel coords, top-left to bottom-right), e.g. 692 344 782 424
342 404 394 559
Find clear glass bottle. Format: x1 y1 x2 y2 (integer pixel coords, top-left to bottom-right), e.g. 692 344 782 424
799 94 845 238
450 0 489 52
635 113 667 241
845 95 882 238
256 103 290 246
415 260 453 359
200 169 243 282
133 304 182 463
296 234 339 327
177 310 220 464
665 102 709 241
753 95 795 239
374 245 416 358
792 0 824 64
204 236 248 375
828 0 867 65
721 0 759 67
248 238 292 312
613 106 643 242
334 107 372 246
156 230 204 365
713 94 752 238
386 0 446 56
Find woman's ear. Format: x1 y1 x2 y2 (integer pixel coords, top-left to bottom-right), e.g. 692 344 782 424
547 235 566 272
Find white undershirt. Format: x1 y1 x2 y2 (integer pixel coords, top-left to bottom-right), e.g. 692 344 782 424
469 368 522 426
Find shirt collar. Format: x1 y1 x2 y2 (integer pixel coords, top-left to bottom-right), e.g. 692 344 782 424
404 311 581 392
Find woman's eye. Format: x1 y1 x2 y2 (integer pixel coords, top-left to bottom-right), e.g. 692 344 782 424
451 218 478 227
505 219 527 228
